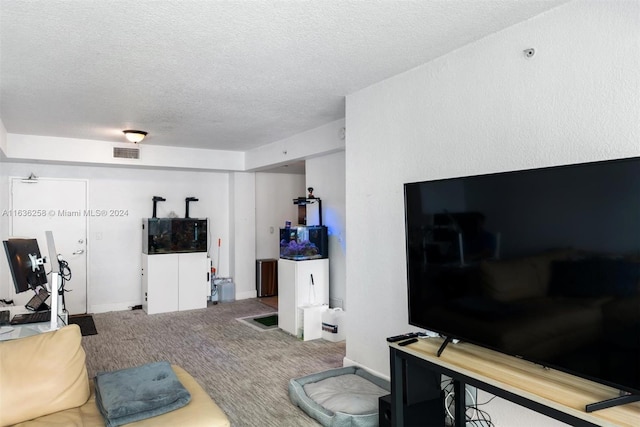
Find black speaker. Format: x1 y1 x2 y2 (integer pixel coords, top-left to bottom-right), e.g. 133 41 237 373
379 393 446 427
379 394 392 427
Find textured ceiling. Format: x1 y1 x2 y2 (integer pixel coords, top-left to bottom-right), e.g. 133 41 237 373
0 0 567 151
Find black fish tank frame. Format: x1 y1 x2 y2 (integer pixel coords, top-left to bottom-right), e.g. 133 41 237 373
142 218 208 254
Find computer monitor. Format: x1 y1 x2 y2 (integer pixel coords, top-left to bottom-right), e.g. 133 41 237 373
3 238 48 294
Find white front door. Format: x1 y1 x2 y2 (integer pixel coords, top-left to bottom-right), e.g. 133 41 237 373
10 178 88 314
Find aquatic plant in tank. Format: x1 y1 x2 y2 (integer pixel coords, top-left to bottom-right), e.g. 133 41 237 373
279 225 328 260
280 239 321 260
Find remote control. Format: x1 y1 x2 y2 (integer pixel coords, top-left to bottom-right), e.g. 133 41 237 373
398 338 418 346
387 332 419 342
387 332 427 342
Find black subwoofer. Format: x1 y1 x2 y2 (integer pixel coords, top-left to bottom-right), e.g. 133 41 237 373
379 393 445 427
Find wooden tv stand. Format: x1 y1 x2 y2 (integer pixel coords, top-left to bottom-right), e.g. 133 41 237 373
389 337 640 426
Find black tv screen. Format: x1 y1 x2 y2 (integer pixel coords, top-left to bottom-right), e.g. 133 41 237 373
404 157 640 396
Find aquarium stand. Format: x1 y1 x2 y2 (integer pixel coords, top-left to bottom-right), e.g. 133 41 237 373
277 258 329 338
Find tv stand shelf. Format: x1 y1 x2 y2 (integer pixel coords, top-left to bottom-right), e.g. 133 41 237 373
389 338 640 427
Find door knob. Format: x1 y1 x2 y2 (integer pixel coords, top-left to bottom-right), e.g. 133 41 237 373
72 249 85 255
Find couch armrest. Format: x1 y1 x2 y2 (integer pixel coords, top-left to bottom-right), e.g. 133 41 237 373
0 325 90 427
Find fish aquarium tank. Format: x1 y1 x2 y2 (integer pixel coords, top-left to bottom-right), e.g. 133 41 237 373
142 218 208 254
280 225 328 260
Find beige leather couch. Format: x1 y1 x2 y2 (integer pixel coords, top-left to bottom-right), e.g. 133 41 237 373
0 324 230 427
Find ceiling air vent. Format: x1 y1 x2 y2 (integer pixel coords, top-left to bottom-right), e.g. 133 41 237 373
113 147 140 159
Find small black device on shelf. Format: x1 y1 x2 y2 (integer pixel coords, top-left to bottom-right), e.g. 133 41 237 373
386 332 423 342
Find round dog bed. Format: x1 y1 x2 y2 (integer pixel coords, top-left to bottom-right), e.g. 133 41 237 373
289 366 390 427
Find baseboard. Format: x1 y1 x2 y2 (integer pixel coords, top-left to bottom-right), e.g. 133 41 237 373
342 357 390 382
92 292 258 313
236 290 257 300
90 301 139 313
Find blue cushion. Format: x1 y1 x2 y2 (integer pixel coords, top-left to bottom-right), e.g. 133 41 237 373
94 361 191 427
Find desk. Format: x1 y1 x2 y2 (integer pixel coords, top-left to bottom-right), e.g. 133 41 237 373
0 306 59 341
389 338 640 427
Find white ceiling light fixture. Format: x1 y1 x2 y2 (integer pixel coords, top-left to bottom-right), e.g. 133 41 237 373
123 130 148 143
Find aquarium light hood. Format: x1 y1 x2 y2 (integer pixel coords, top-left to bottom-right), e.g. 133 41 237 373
293 197 323 227
293 197 319 206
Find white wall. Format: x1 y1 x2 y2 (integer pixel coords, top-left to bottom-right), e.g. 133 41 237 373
0 118 7 156
255 172 305 259
228 172 257 300
0 162 230 312
344 1 639 425
306 151 346 309
0 127 344 310
246 119 345 171
251 121 347 310
0 120 7 261
6 134 244 171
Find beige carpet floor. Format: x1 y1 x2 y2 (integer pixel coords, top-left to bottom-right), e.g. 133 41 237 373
81 298 346 426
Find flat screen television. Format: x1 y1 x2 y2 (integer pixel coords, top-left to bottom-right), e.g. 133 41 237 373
404 156 640 409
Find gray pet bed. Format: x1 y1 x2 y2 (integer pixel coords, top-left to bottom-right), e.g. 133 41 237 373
289 366 390 427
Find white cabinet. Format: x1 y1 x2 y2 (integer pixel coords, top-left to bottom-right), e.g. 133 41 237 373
142 252 209 314
142 254 178 314
278 258 329 338
177 253 210 311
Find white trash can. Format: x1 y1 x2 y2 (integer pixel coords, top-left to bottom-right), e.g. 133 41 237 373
298 304 328 341
321 308 346 342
